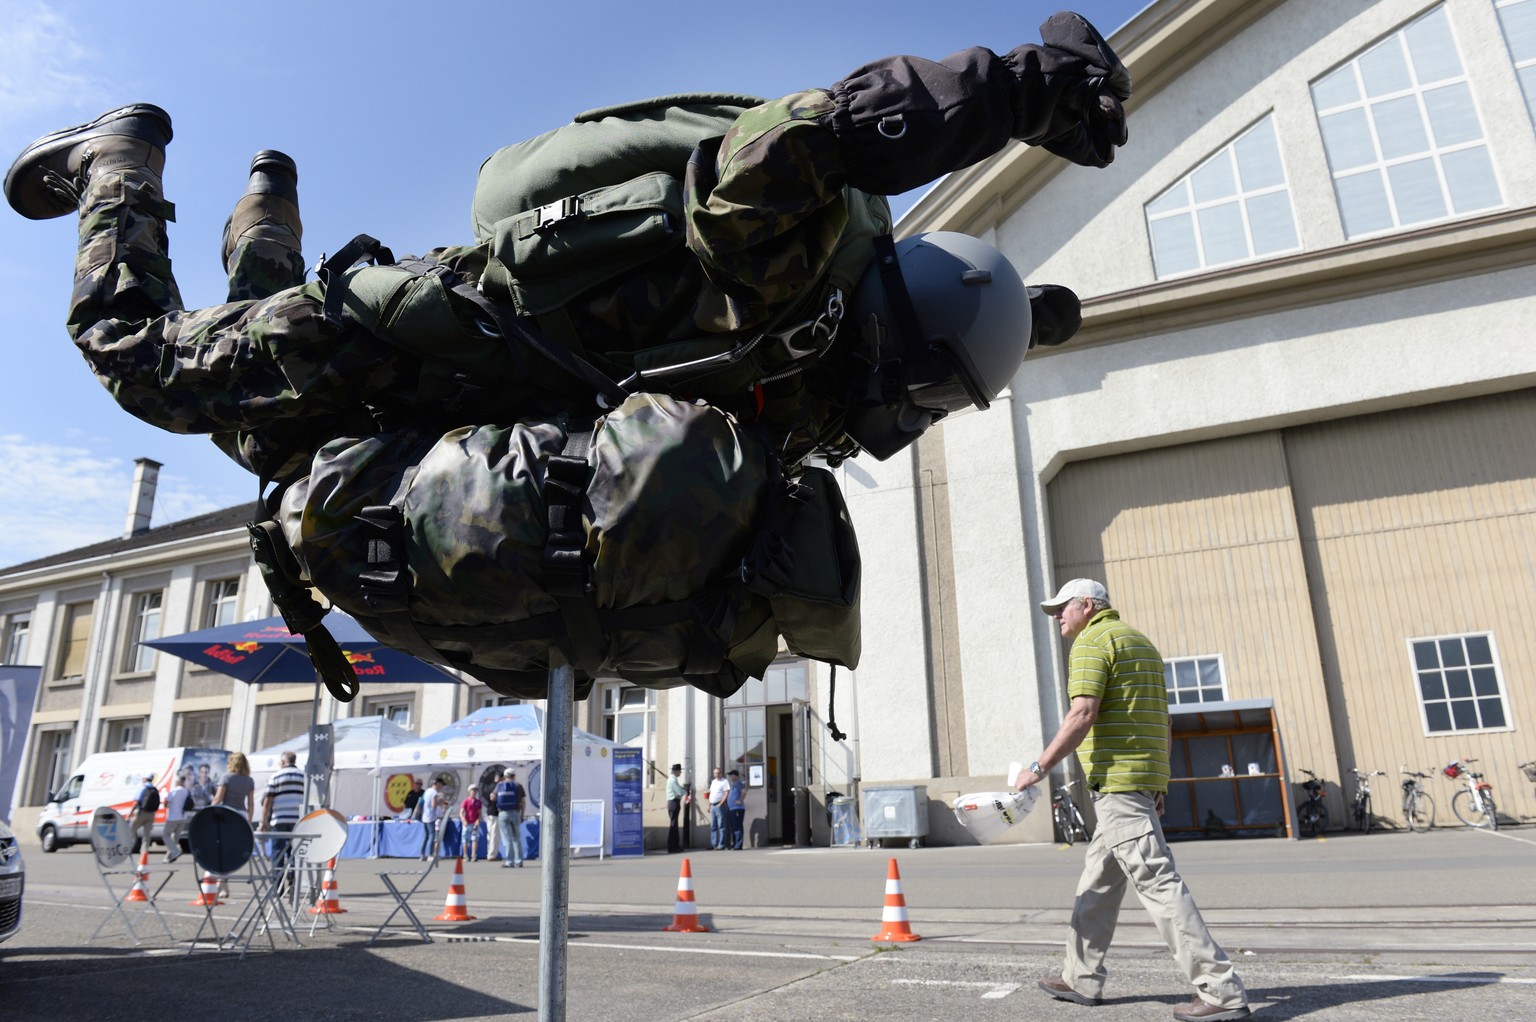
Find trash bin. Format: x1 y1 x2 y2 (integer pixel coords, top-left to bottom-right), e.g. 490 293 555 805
792 786 813 847
829 797 861 847
861 785 929 848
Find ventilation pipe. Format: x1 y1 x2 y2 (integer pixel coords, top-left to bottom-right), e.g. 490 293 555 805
123 457 161 538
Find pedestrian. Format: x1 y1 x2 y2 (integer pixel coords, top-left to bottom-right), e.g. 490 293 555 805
127 774 159 855
460 787 483 861
259 750 306 874
1020 579 1250 1022
401 776 423 821
213 752 256 821
420 777 447 860
482 774 501 862
162 770 193 862
726 769 746 850
706 767 730 850
664 764 687 853
494 770 526 867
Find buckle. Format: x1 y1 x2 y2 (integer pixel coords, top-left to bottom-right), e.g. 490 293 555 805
534 195 583 231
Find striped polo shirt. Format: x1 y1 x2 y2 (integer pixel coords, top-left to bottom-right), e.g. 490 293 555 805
1067 609 1171 794
265 765 306 825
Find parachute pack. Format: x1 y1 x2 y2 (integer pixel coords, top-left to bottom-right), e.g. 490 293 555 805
251 96 871 705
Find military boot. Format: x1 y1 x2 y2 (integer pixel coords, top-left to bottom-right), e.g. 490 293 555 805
221 149 302 277
4 103 172 220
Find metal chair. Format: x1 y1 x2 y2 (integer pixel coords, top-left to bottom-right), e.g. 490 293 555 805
366 819 443 945
186 806 299 957
85 807 178 946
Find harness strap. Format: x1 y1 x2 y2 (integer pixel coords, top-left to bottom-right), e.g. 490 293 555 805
542 426 606 676
356 504 444 668
318 234 396 330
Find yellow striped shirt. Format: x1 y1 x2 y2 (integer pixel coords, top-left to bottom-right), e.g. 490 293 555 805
1067 610 1171 793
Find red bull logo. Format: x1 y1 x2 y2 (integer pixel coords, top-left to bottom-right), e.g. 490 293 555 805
233 641 262 653
344 650 386 675
203 643 248 665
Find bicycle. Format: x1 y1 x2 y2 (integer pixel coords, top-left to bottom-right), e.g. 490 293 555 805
1399 767 1435 832
1521 761 1536 800
1296 768 1329 837
1348 768 1385 833
1443 759 1498 831
1052 780 1092 845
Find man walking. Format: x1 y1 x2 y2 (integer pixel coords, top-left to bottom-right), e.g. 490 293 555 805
494 770 526 867
128 774 160 855
665 764 687 853
1018 578 1250 1021
260 750 306 874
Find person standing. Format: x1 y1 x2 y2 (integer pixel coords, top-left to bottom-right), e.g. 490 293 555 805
459 787 483 861
664 764 687 853
401 777 424 821
260 750 306 874
162 772 194 862
726 770 746 850
1020 579 1250 1022
420 777 447 860
706 767 730 850
128 774 159 854
494 770 526 868
482 777 501 862
213 753 256 820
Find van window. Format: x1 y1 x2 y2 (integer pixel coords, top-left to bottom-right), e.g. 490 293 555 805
59 776 82 801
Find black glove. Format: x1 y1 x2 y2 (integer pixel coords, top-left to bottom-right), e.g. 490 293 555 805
1004 11 1132 168
1027 284 1082 348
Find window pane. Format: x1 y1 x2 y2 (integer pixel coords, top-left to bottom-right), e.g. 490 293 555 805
1372 96 1429 159
1312 65 1360 108
1412 641 1439 670
1449 699 1478 730
784 662 807 703
1422 83 1480 146
1175 661 1198 687
1388 158 1446 223
1477 698 1506 728
1336 172 1394 235
1471 666 1499 696
1246 192 1299 254
1464 634 1492 664
1198 659 1221 687
743 675 764 703
1234 122 1285 190
617 714 643 744
1523 66 1536 120
1359 38 1411 97
1190 154 1236 202
1444 669 1472 699
1419 672 1445 700
1320 109 1377 171
1438 638 1467 667
1197 202 1248 265
1441 147 1500 213
1146 180 1189 216
1502 1 1536 63
1150 214 1200 276
1404 7 1462 85
1425 702 1452 732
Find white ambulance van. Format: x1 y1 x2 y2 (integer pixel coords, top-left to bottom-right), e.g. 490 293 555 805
35 747 231 852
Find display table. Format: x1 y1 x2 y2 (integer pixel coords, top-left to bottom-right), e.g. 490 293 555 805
378 820 431 858
521 819 540 861
440 820 491 860
339 820 380 859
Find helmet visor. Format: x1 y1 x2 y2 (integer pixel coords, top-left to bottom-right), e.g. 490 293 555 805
905 343 990 414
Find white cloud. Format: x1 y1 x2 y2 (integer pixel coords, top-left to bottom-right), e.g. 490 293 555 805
0 0 113 129
0 434 230 567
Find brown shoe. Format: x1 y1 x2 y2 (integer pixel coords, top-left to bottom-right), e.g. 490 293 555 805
1173 998 1250 1021
1038 977 1101 1006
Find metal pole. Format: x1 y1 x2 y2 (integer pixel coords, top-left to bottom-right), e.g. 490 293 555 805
538 661 575 1022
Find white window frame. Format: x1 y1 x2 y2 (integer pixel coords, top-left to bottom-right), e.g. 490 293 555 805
201 577 241 629
53 599 94 683
101 716 147 753
1407 631 1512 736
1495 0 1536 127
177 708 229 748
1163 654 1228 705
362 695 416 731
474 690 519 709
3 612 30 664
1310 4 1503 239
598 682 655 786
121 589 164 674
1145 115 1301 279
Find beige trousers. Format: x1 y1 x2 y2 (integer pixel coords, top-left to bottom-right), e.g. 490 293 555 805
1061 791 1247 1009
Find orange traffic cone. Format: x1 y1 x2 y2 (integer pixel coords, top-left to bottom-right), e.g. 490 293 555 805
190 871 225 907
124 848 151 903
661 857 710 933
434 856 476 922
308 858 347 914
871 858 921 942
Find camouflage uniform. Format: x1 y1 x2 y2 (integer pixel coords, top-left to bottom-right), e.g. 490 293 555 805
62 46 1052 478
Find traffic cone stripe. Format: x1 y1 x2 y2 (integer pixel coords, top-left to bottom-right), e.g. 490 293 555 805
124 849 151 903
309 858 347 914
434 856 477 922
871 858 921 943
662 857 710 933
191 871 225 906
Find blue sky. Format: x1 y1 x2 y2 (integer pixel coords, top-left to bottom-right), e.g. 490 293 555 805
0 0 1146 567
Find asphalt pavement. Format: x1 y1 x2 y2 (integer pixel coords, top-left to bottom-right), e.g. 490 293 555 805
2 825 1533 1021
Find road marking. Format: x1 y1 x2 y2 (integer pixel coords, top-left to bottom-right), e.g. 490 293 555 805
892 978 1020 999
1470 827 1536 847
1333 974 1536 985
450 933 862 961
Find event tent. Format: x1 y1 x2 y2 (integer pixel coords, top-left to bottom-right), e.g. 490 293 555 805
251 714 421 817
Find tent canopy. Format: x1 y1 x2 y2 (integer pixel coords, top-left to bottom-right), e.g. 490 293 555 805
379 705 617 768
251 714 420 773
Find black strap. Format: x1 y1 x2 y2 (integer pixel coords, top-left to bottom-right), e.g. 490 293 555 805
870 232 925 371
318 234 396 329
825 664 847 742
356 505 443 668
542 426 606 675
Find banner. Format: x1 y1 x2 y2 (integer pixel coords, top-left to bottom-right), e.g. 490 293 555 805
307 723 335 807
611 747 644 857
0 665 42 824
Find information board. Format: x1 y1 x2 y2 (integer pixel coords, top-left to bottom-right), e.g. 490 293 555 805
570 799 605 858
611 747 644 857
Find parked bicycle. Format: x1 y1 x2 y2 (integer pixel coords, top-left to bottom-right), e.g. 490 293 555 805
1052 779 1092 845
1348 768 1385 833
1443 758 1498 831
1296 768 1329 837
1399 767 1435 832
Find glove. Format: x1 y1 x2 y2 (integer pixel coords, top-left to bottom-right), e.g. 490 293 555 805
1004 11 1132 168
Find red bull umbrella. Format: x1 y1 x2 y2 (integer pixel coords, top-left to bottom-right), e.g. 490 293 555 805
142 612 459 686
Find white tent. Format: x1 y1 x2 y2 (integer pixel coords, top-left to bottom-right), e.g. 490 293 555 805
251 715 420 818
380 705 623 856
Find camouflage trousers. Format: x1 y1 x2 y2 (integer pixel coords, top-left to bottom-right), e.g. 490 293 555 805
65 168 412 476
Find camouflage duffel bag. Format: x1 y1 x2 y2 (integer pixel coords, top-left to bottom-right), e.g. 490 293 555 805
275 393 859 699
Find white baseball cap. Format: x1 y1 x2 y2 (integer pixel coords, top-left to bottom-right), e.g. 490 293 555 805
1039 578 1109 615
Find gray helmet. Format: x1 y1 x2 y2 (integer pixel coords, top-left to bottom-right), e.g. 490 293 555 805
840 232 1036 460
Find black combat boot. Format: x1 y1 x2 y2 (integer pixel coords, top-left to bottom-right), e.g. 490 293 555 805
221 149 302 275
4 103 172 220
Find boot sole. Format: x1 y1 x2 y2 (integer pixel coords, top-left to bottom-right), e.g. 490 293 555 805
4 102 172 220
1038 980 1102 1006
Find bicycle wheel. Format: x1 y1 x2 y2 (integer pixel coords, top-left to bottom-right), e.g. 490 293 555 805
1451 788 1495 828
1486 792 1498 831
1054 805 1076 845
1355 794 1372 834
1298 802 1325 837
1405 792 1434 832
1071 806 1092 843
